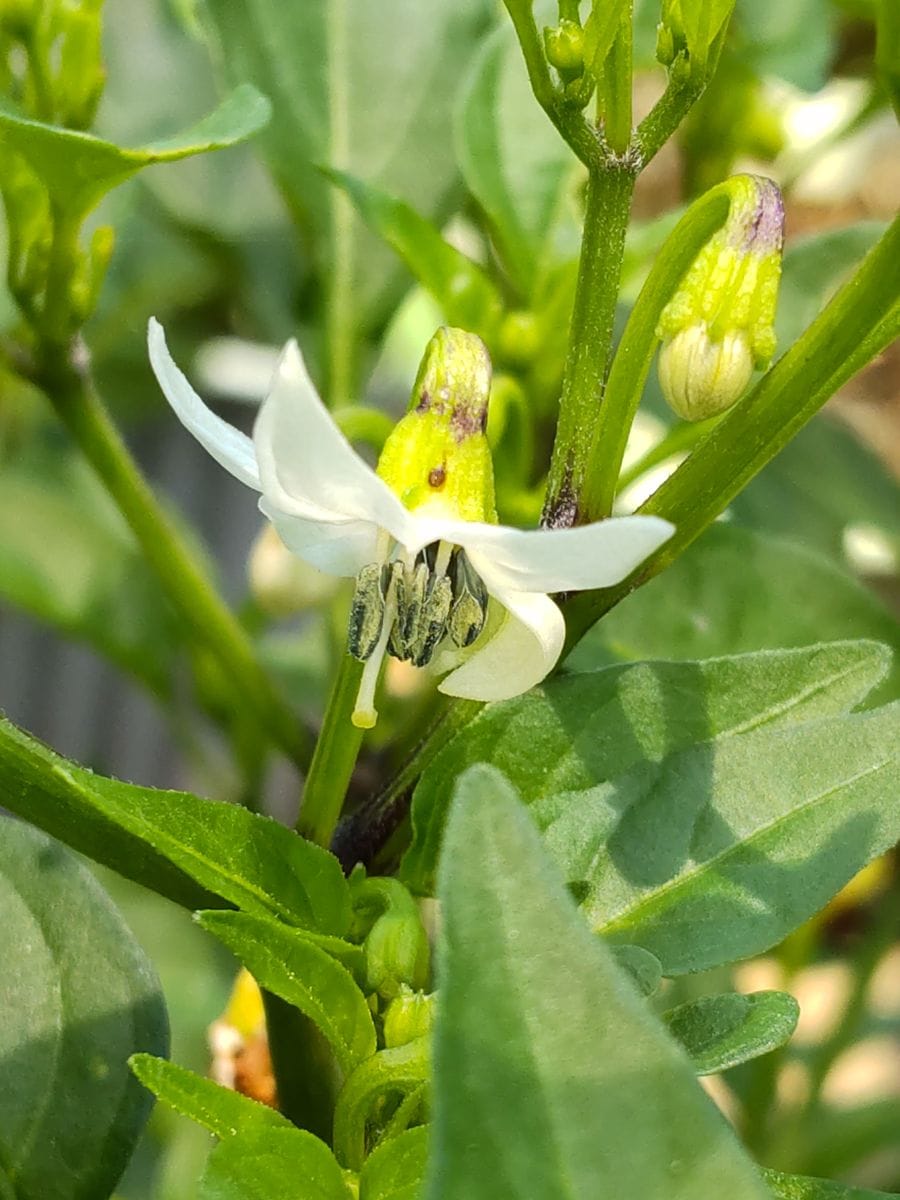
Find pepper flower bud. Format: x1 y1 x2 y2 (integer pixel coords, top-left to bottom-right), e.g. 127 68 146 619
656 175 784 422
382 986 435 1048
544 20 585 74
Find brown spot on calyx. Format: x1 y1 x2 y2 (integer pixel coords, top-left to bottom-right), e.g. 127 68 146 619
428 465 447 489
415 389 431 413
450 405 487 443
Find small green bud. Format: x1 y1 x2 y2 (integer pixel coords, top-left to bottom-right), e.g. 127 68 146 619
353 876 431 1001
497 309 541 367
656 175 784 421
543 20 584 73
376 326 497 524
383 987 435 1049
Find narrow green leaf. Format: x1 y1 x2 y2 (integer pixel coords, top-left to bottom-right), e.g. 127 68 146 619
0 715 350 934
764 1168 899 1199
876 0 900 117
663 991 799 1074
198 1127 352 1200
455 24 576 296
427 765 769 1199
359 1127 429 1200
0 817 167 1200
583 0 633 77
203 0 490 329
0 84 270 215
545 701 900 972
403 641 890 893
569 526 900 705
198 911 376 1076
324 168 503 337
129 1055 289 1140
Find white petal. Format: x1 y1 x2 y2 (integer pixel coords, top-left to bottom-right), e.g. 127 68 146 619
147 318 261 490
449 514 675 593
438 589 564 702
259 498 379 577
253 340 412 541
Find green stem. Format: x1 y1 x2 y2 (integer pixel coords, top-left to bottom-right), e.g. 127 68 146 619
37 350 311 770
502 0 601 168
564 212 900 648
581 180 732 519
601 4 633 155
542 162 637 527
296 652 365 846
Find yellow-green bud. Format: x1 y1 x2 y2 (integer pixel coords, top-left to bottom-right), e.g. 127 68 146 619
353 875 431 1001
543 20 584 73
376 326 497 524
382 987 435 1048
656 175 784 422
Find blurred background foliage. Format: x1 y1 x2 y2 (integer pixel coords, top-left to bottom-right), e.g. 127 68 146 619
0 0 898 1195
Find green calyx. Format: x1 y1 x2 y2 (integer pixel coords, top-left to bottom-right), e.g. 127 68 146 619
376 326 497 524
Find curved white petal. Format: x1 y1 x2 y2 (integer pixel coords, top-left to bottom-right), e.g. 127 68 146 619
445 514 675 593
259 498 379 578
438 588 564 702
253 340 412 543
148 318 261 490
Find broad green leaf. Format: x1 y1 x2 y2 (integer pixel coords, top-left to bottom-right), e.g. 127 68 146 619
0 84 270 216
0 447 181 698
402 641 890 893
198 1127 352 1200
764 1169 898 1199
545 700 900 972
0 817 167 1200
569 526 900 705
324 169 503 338
198 911 376 1075
663 991 799 1074
455 22 577 296
0 715 350 933
202 0 490 330
129 1055 289 1139
427 765 770 1200
360 1127 429 1200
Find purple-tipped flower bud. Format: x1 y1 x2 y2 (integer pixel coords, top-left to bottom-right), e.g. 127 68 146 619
656 175 784 421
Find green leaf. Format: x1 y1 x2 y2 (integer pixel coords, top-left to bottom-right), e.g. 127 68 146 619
324 168 503 338
764 1169 899 1199
0 446 181 698
0 84 271 215
454 23 577 296
548 699 900 972
129 1054 289 1139
359 1127 429 1200
735 0 835 90
569 526 900 705
584 0 638 77
202 0 490 330
427 765 770 1200
611 943 663 997
0 715 350 933
0 816 167 1200
198 1127 352 1200
877 0 900 118
663 991 799 1074
197 911 376 1076
402 640 890 893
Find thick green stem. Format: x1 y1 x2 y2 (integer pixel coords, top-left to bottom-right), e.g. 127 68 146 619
564 212 900 647
296 652 365 847
542 162 636 527
581 181 732 519
37 350 310 770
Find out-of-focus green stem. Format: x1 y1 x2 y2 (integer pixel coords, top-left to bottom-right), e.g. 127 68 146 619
296 652 365 847
36 348 311 770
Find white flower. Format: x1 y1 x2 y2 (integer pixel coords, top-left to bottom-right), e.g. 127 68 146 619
148 319 674 724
